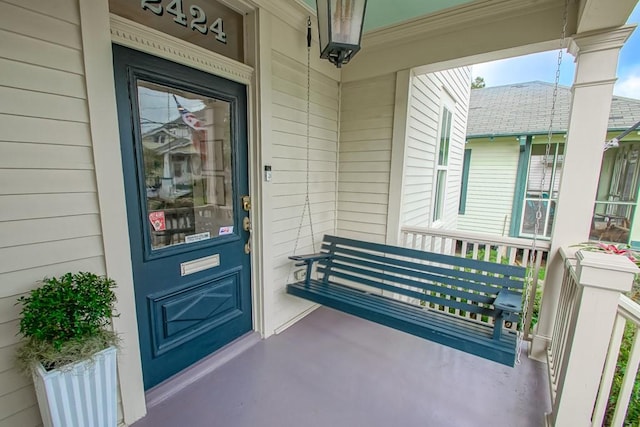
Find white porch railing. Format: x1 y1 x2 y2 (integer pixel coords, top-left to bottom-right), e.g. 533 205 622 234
546 248 639 427
400 226 550 339
592 295 640 426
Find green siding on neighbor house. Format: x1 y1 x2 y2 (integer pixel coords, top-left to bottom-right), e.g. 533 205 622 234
458 132 640 241
457 138 520 236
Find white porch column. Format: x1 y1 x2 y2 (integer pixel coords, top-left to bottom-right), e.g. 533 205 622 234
530 25 635 361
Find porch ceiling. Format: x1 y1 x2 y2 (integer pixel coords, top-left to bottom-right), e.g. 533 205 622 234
301 0 478 31
309 0 638 83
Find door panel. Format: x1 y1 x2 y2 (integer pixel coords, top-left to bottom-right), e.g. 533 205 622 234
112 45 251 390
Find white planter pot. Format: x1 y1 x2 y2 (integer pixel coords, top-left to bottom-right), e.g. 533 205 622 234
32 346 118 427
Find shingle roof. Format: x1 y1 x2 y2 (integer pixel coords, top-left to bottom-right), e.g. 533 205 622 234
466 81 640 138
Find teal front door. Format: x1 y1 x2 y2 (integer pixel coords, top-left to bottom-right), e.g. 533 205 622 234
113 45 252 390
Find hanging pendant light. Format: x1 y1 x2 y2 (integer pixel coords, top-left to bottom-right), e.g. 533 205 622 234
316 0 367 68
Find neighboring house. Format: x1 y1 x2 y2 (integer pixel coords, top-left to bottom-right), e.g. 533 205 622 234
457 81 640 245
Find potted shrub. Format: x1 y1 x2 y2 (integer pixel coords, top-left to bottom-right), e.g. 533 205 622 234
16 272 120 427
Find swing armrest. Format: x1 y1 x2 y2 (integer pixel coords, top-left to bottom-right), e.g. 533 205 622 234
494 290 523 315
289 253 333 265
492 290 523 340
288 253 333 286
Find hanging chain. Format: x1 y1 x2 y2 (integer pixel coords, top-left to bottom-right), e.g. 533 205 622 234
305 17 317 253
517 0 569 364
289 17 317 282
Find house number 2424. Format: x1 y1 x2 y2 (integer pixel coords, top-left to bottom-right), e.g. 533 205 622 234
141 0 227 43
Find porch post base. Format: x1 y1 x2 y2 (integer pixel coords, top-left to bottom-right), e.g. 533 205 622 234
529 333 550 363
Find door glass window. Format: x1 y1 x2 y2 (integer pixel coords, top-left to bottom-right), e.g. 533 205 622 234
137 81 234 250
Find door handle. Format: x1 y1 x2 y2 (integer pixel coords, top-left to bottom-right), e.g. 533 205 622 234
241 196 252 252
242 195 251 212
243 216 252 232
242 216 251 254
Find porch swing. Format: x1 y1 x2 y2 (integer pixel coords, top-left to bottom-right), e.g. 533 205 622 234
286 2 569 367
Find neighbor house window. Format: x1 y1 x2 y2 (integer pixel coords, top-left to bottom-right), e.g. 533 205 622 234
520 142 564 238
590 143 640 244
433 105 453 222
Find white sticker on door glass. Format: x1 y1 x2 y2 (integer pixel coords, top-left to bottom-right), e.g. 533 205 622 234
185 232 211 243
218 226 234 235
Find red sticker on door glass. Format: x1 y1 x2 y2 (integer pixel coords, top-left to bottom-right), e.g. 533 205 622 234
149 211 166 231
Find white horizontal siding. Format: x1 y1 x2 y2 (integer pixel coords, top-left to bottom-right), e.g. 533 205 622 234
0 1 104 425
267 12 340 330
457 139 520 235
337 73 396 244
402 67 471 231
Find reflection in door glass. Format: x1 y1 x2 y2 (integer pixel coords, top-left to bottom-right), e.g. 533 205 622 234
137 81 234 250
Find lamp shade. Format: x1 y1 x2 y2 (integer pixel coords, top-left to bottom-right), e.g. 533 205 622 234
316 0 367 68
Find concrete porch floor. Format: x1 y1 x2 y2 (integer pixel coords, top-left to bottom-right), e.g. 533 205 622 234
132 307 550 427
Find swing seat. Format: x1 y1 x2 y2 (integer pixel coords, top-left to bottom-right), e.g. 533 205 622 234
286 235 526 366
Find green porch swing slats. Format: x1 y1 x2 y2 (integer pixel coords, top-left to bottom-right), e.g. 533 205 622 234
287 235 526 366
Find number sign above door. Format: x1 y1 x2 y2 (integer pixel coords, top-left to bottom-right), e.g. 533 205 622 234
109 0 244 62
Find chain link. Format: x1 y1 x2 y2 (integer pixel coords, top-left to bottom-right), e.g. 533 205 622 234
517 0 569 364
306 17 317 253
289 17 317 282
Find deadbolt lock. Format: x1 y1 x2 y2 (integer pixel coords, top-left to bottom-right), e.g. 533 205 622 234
242 195 251 212
243 217 252 232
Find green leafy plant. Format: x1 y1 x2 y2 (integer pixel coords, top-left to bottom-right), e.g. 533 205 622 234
16 272 119 374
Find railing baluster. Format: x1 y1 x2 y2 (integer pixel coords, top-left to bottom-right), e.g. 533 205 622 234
524 249 544 339
611 319 640 426
592 314 627 426
496 245 503 264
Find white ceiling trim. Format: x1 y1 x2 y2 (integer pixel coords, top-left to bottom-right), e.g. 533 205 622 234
577 0 638 33
249 0 315 29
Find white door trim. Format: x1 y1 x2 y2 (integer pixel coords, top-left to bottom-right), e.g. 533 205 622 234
109 14 254 85
78 0 146 423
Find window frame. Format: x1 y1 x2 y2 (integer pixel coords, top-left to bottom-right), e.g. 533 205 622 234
518 141 564 239
431 93 455 226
